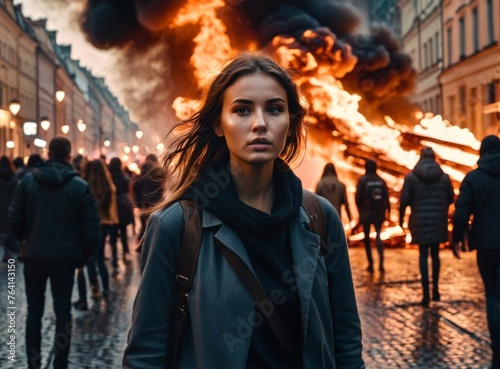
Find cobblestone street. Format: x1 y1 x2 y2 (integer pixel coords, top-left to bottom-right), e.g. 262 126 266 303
1 239 492 368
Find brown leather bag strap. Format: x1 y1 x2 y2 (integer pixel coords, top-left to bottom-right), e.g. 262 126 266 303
168 200 201 369
216 241 296 356
302 190 327 249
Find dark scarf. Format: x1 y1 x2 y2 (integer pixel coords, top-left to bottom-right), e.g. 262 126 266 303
184 159 303 236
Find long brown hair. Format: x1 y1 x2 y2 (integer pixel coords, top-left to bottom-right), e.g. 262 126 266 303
82 159 114 217
156 51 308 211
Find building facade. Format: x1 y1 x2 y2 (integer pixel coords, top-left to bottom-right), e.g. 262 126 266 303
439 0 500 138
0 0 140 159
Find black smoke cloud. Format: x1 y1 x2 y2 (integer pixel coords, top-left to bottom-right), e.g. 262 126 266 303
76 0 418 126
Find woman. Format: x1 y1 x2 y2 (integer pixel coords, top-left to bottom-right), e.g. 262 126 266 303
81 159 118 299
123 52 364 368
108 157 134 271
316 162 352 223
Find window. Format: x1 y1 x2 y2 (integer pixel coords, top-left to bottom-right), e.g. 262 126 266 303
435 94 441 115
448 95 455 118
472 8 479 52
435 32 440 61
470 88 477 127
429 38 434 64
423 43 428 69
487 0 494 44
447 27 453 66
487 80 499 104
459 16 465 58
459 86 466 116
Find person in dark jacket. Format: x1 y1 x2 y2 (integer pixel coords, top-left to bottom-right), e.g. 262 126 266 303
108 157 134 271
355 159 390 273
399 147 454 307
8 137 101 369
0 156 18 262
315 162 352 224
452 135 500 368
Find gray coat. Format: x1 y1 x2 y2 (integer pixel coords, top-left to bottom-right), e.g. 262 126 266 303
123 197 364 369
399 158 454 245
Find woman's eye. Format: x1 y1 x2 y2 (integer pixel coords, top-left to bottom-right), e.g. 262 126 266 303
267 106 283 114
234 107 250 115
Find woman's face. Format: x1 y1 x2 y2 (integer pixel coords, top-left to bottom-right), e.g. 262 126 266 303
215 73 290 169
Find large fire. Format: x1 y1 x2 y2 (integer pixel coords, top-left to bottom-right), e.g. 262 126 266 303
167 0 480 247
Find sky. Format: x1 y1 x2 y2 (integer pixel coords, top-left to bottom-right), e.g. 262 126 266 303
14 0 119 96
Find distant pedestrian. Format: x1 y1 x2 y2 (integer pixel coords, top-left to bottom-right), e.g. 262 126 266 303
27 153 44 169
81 159 119 299
355 159 390 273
13 156 27 179
0 156 18 262
452 135 500 368
108 157 134 270
8 137 101 369
131 153 165 243
315 162 352 224
399 147 454 307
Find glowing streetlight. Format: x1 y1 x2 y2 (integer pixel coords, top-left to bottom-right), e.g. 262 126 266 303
156 143 165 151
136 130 143 139
9 99 21 115
104 139 111 147
40 116 51 131
124 146 131 154
77 119 86 132
61 124 70 134
6 141 15 149
55 90 66 102
132 145 139 153
78 148 85 155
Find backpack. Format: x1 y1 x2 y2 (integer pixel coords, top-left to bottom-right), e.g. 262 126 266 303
363 180 386 211
167 190 327 367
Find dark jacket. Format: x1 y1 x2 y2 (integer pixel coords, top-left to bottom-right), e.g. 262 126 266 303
399 158 455 245
110 170 134 225
355 173 390 224
123 196 364 369
452 150 500 250
0 171 17 234
8 159 101 264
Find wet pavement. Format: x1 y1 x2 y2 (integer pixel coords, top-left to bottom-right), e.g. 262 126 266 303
0 238 492 369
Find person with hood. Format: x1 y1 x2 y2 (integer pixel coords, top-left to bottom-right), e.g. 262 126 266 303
399 147 454 307
452 135 500 368
8 137 101 369
0 156 18 262
355 159 390 273
315 162 352 224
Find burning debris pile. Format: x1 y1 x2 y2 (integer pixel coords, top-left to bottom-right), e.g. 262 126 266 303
56 0 481 246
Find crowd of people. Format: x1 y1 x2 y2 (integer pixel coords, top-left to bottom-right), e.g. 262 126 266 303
0 51 498 369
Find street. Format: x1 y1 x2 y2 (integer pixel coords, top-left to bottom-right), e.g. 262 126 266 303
0 239 491 369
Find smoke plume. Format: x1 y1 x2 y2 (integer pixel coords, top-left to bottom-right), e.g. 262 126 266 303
40 0 420 131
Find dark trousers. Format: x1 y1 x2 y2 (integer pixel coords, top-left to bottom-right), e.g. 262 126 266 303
86 225 111 291
419 243 440 297
362 221 384 269
477 249 500 356
23 261 76 369
109 223 129 267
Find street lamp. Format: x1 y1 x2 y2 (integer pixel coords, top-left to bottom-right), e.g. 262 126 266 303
9 99 21 116
40 116 51 131
136 130 143 139
61 124 70 134
104 139 111 147
6 140 15 149
77 119 86 132
55 90 66 102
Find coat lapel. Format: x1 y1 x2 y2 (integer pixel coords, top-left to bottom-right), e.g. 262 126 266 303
290 208 321 339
